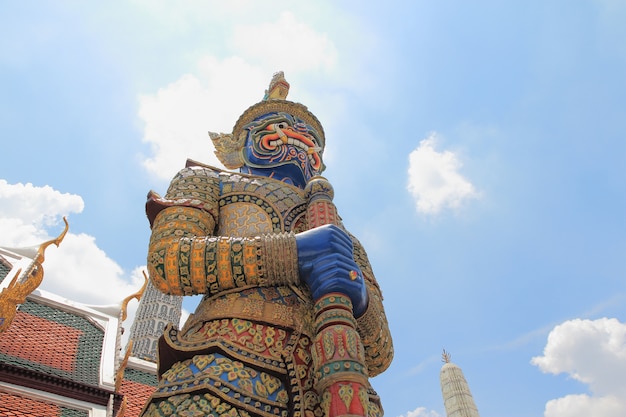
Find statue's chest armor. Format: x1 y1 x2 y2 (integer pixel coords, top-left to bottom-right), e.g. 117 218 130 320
217 173 307 237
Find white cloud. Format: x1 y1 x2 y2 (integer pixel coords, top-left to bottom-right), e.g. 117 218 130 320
42 232 143 305
0 179 84 244
138 12 339 181
407 133 479 215
398 407 442 417
531 318 626 417
0 218 42 247
544 394 624 417
138 57 267 180
0 180 143 306
2 179 197 349
232 11 337 73
127 0 261 31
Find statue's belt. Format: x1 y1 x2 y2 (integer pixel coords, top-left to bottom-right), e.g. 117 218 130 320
181 290 312 336
181 295 312 336
157 296 313 378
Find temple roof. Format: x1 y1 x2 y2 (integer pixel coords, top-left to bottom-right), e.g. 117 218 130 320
0 299 105 385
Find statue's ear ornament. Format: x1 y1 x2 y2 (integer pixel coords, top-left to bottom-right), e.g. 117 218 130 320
209 131 246 169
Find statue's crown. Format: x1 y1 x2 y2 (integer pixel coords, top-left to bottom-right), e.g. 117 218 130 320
263 71 290 100
210 72 325 169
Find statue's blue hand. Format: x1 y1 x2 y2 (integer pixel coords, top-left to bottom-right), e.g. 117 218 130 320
296 224 369 317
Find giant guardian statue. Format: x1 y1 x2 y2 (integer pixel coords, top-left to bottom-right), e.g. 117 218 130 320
141 73 393 417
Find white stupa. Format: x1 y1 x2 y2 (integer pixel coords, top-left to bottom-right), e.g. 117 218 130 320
440 350 481 417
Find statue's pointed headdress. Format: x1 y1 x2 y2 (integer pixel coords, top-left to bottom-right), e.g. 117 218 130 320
210 72 325 169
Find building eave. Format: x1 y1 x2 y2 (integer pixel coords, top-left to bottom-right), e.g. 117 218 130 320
0 361 123 410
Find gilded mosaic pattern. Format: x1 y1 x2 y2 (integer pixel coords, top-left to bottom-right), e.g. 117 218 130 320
144 162 393 416
183 288 312 342
165 167 221 221
143 392 253 417
153 353 289 416
148 203 300 296
219 172 307 234
144 316 320 417
218 201 274 236
187 318 290 364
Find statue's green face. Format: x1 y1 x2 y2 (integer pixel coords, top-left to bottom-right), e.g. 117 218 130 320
241 111 325 188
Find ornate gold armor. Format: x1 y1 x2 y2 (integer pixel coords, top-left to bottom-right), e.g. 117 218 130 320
141 161 392 417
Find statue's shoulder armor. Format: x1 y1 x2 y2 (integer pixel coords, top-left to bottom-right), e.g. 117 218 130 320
146 160 221 226
166 162 221 196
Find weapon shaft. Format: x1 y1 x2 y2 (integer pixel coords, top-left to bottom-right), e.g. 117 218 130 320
305 177 369 417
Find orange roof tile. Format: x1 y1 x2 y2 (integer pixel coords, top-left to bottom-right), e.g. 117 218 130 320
0 391 62 416
119 379 157 417
0 311 81 372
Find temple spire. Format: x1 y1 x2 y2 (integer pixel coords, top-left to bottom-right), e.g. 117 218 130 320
439 350 481 417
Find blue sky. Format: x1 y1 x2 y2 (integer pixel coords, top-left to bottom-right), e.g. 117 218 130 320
2 2 626 416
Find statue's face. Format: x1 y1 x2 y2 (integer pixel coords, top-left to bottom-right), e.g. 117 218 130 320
241 111 325 188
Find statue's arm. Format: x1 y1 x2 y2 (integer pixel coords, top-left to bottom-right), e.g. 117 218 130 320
146 167 299 296
351 235 394 376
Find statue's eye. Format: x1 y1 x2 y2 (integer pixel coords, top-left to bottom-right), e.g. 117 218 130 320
277 122 288 129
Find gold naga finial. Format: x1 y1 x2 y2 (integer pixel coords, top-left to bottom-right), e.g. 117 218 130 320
442 349 452 363
114 270 149 395
115 270 149 402
0 217 70 333
117 396 128 417
120 269 149 321
115 339 134 392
